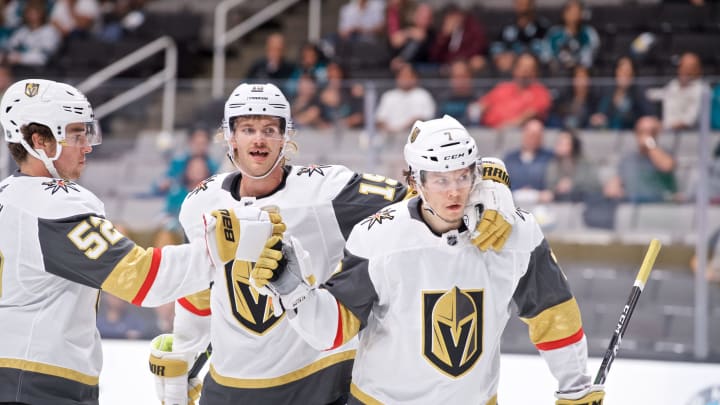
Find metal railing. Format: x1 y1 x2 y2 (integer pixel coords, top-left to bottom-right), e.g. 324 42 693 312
77 36 178 135
212 0 321 98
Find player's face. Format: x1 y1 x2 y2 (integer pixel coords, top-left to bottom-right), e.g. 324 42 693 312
421 167 474 224
229 116 284 177
51 122 95 179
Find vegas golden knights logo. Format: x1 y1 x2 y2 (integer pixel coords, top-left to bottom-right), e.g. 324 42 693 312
225 260 283 335
24 83 39 97
423 287 483 378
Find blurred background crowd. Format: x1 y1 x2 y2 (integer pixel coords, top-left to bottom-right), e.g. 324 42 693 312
0 0 718 361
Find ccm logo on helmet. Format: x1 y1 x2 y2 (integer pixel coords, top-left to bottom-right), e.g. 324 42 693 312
444 153 465 160
218 209 235 242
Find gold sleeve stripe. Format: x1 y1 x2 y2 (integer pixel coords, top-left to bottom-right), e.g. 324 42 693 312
0 358 99 385
178 289 212 316
148 355 188 378
519 297 583 346
209 350 355 388
331 301 361 349
350 383 383 405
486 395 498 405
482 163 510 187
100 245 161 305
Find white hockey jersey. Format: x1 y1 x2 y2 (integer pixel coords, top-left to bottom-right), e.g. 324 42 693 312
174 165 409 404
289 197 591 405
0 173 216 405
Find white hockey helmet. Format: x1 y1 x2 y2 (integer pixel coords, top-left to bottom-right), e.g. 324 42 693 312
0 79 100 146
222 82 293 141
403 115 477 180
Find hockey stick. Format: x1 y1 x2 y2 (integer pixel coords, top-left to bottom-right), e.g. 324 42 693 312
594 239 661 385
188 344 212 380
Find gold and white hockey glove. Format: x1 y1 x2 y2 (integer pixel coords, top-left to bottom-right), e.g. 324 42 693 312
149 334 202 405
464 157 515 252
556 384 605 405
202 207 286 267
250 235 315 317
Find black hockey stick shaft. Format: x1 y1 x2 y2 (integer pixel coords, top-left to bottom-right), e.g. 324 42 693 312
188 344 212 380
594 239 661 385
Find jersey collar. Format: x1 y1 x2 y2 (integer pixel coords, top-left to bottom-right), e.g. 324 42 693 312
221 165 292 201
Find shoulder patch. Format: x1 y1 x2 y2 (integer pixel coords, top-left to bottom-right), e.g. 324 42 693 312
187 175 217 198
359 208 396 230
297 164 331 177
42 179 80 194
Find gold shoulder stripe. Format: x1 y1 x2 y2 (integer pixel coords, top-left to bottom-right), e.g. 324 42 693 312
350 383 383 405
100 245 155 303
485 394 497 405
519 297 582 345
209 350 355 388
0 358 99 385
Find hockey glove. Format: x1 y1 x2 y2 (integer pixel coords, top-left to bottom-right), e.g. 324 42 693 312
149 334 202 405
464 157 515 252
250 235 315 317
202 207 286 267
556 384 605 405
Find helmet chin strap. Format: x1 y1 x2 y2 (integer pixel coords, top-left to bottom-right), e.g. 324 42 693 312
226 137 287 180
20 138 62 179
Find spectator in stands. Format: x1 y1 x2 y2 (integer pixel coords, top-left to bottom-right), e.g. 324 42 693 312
50 0 100 38
604 116 677 203
165 155 211 224
386 0 412 39
319 62 364 129
246 33 295 82
96 0 147 42
712 82 720 130
0 0 61 67
287 42 327 97
543 0 599 75
590 56 650 130
388 2 436 72
471 52 551 128
291 74 328 129
97 293 157 340
682 140 720 204
0 1 15 48
548 65 593 129
437 59 476 125
338 0 385 41
503 118 554 203
690 222 720 284
154 126 219 196
540 129 600 202
429 4 487 73
661 52 708 131
489 0 549 78
375 63 435 139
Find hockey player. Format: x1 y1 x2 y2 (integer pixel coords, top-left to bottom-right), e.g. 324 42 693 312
150 84 516 405
0 79 280 405
251 115 606 405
